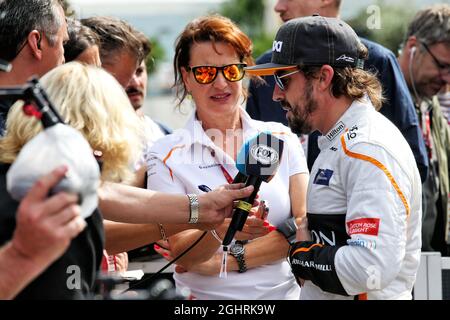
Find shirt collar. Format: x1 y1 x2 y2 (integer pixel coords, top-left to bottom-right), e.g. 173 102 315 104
186 106 259 147
183 106 259 167
317 97 372 150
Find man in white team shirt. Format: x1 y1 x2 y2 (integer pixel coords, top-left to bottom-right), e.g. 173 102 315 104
246 15 422 300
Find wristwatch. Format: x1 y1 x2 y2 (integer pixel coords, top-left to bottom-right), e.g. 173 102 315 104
230 241 247 273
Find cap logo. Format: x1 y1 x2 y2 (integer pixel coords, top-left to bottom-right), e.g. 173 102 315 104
272 41 283 53
336 54 355 63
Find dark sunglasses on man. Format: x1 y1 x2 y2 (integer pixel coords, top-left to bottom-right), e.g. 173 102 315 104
274 68 301 91
187 63 246 84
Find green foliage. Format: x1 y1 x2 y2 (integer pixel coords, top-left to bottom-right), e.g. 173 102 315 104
147 37 166 75
58 0 76 17
220 0 265 39
252 32 276 59
218 0 274 60
346 0 416 54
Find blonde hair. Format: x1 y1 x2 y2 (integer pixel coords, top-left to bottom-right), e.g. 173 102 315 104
0 62 143 183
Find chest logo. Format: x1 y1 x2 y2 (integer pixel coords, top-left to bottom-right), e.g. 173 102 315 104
313 168 334 186
326 121 345 141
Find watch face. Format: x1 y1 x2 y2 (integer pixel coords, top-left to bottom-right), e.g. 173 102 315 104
231 242 244 256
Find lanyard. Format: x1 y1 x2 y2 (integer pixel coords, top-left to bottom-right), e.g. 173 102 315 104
420 107 436 162
208 146 235 184
219 164 234 184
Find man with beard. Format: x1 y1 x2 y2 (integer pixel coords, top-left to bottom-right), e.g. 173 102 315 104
246 15 422 299
398 4 450 256
246 0 428 184
125 31 171 143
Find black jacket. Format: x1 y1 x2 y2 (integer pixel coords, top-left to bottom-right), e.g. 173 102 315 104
0 163 104 299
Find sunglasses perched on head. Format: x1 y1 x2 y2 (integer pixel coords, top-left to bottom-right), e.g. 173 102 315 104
187 63 247 84
274 68 301 91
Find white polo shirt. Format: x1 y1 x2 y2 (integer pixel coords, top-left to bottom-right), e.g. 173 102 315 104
146 107 308 300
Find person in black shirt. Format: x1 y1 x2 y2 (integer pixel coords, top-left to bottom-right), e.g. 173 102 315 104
0 166 86 299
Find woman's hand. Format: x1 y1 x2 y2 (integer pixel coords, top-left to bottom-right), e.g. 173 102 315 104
186 253 222 276
215 211 272 242
153 241 215 275
114 252 129 273
154 240 172 260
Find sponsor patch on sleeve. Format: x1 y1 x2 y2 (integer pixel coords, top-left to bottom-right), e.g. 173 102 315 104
347 218 380 236
347 238 377 250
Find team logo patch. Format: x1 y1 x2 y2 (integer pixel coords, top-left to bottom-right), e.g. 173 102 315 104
326 121 345 141
347 218 380 236
272 41 283 53
313 169 334 186
336 54 355 63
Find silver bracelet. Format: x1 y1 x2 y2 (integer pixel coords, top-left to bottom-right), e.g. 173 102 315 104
187 194 199 224
158 223 168 241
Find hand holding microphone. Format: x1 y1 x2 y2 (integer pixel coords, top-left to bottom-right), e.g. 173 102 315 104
222 132 284 247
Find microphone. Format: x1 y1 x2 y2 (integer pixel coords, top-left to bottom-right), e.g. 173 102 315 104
232 171 247 184
222 132 284 246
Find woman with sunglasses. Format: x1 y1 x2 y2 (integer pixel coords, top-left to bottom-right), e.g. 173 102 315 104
146 15 309 300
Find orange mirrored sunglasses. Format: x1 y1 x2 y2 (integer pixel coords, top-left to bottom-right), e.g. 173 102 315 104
187 63 247 84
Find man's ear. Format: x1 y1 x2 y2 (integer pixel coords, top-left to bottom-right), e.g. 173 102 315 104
318 65 334 92
27 30 43 60
405 36 418 57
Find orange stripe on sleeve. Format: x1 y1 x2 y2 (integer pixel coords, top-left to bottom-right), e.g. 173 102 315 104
340 136 410 217
291 243 324 255
162 144 185 181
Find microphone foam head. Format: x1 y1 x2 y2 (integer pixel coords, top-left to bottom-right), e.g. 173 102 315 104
236 132 284 182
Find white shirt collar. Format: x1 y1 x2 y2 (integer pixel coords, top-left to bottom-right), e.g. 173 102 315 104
182 106 260 167
317 97 373 150
185 106 260 148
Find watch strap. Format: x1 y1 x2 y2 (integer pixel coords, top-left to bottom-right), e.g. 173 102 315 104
231 241 247 273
